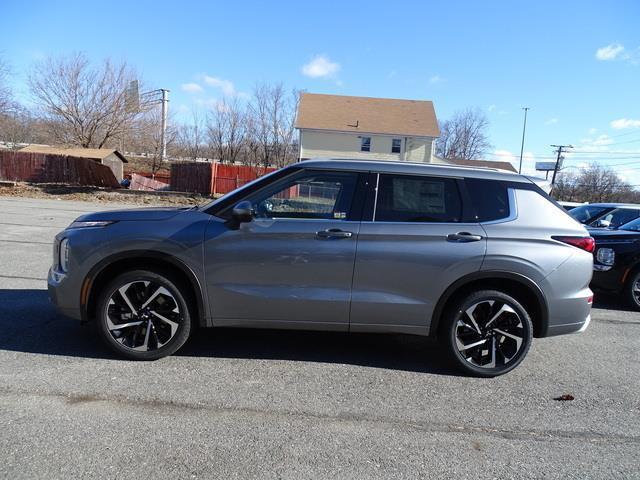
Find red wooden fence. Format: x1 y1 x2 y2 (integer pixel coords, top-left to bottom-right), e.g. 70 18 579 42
170 162 276 195
0 151 120 188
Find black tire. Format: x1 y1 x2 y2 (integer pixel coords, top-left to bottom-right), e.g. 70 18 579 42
440 290 533 377
96 270 192 360
624 270 640 310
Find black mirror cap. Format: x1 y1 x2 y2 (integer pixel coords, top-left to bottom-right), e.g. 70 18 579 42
232 201 254 223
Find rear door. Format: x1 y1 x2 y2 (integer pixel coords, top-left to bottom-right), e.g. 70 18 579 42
350 172 486 334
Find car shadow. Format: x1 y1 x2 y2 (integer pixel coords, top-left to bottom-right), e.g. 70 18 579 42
593 291 637 312
0 289 459 376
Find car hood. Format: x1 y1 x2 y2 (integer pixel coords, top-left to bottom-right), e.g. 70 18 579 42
74 206 191 223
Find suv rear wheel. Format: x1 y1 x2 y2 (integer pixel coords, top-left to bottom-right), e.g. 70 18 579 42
624 270 640 310
441 290 533 377
96 270 192 360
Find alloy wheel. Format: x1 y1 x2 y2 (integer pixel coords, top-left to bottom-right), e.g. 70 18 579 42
632 278 640 306
105 280 183 352
454 299 526 369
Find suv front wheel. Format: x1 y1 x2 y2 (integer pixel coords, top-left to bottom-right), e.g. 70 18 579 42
441 290 533 377
96 270 192 360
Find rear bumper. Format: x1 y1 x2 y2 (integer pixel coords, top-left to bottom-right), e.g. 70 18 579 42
546 314 591 336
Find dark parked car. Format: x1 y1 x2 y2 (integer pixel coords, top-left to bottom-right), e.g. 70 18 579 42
49 159 594 377
591 216 640 308
569 203 640 229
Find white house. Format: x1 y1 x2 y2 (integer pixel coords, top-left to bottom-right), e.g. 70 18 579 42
295 93 441 163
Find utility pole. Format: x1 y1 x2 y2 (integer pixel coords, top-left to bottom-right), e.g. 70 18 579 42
160 89 169 162
550 144 573 191
518 107 530 174
134 85 171 161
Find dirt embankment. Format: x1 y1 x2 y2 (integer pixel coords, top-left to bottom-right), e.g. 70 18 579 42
0 182 212 206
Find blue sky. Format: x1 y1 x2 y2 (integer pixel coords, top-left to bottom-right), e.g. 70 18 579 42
2 0 640 180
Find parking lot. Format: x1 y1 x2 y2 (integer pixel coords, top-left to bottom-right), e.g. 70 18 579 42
0 195 638 479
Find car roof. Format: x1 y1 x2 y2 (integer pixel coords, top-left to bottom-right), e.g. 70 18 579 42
298 158 532 183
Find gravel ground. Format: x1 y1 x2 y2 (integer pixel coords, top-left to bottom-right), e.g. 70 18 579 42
0 196 638 479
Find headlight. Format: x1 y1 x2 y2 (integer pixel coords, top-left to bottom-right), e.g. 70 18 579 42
59 238 70 273
68 220 116 229
596 247 615 266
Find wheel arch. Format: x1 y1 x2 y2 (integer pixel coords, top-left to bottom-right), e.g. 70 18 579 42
429 271 549 339
82 250 206 327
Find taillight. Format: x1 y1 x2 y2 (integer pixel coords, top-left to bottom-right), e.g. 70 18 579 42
552 236 595 253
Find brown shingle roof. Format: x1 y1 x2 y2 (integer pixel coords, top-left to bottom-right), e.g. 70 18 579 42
447 157 517 173
295 93 439 138
19 145 128 163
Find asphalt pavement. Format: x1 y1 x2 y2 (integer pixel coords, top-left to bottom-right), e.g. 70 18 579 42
0 196 638 479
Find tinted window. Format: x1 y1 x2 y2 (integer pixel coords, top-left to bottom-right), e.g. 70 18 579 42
391 139 401 153
594 208 640 228
465 178 510 222
569 205 610 223
244 170 358 220
375 174 462 222
360 137 371 152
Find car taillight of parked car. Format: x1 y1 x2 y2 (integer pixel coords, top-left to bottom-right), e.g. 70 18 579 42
552 236 596 253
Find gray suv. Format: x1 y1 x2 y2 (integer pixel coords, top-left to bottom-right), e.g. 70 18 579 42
48 159 594 376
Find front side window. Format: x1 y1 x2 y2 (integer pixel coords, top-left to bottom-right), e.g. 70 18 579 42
360 137 371 152
391 138 401 154
593 208 640 228
243 170 359 220
374 174 462 222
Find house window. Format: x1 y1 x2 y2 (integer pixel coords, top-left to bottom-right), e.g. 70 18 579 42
392 138 402 154
360 137 371 152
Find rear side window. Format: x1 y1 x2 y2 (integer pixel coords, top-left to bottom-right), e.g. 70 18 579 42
465 178 510 222
375 174 462 222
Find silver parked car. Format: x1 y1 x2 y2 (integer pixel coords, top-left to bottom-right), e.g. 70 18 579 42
48 159 594 376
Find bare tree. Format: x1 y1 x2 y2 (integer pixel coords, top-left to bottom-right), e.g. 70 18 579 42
124 107 178 175
554 164 637 203
0 56 13 115
28 53 139 148
207 98 247 163
247 83 299 169
175 109 206 161
436 108 492 160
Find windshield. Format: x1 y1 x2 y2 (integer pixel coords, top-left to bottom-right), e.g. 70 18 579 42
620 217 640 232
569 205 609 223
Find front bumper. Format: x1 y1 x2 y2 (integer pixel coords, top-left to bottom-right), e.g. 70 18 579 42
47 267 82 320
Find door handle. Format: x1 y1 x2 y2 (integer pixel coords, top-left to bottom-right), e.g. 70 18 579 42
446 232 483 243
316 228 353 239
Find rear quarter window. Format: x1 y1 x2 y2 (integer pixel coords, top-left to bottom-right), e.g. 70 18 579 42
464 178 510 222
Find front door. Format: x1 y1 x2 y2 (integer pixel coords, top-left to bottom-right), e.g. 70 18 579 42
204 169 364 330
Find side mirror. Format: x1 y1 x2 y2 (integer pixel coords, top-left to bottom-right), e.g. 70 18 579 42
232 201 254 223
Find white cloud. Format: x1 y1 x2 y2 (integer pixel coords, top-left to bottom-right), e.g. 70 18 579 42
493 149 537 175
202 75 237 96
596 43 625 61
429 75 444 84
301 55 340 78
545 118 559 125
487 104 497 112
181 82 203 94
588 127 597 135
611 118 640 129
